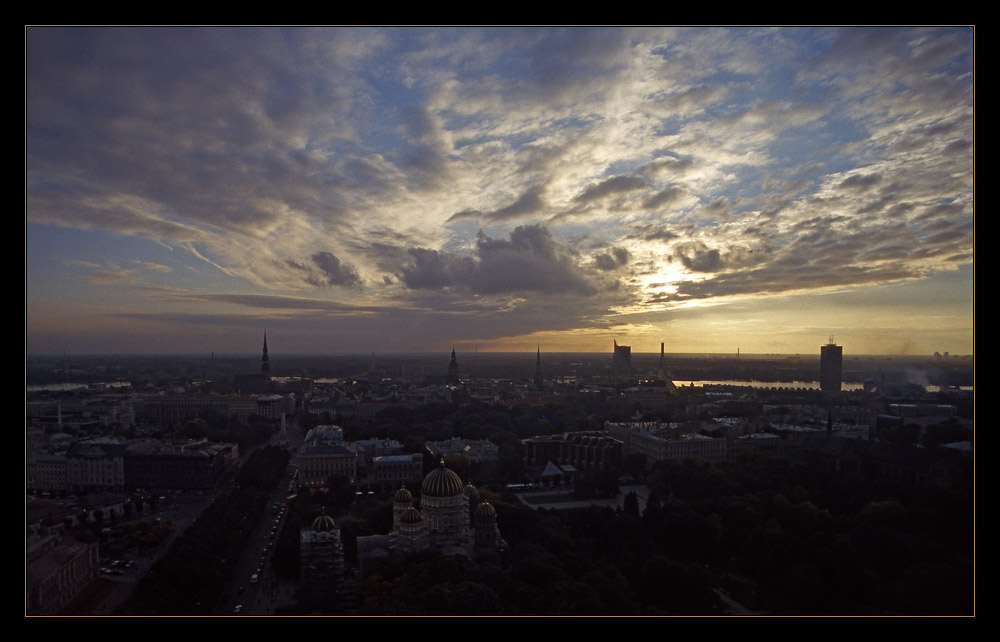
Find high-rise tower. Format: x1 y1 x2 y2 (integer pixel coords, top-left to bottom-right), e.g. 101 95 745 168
612 339 632 378
820 338 843 392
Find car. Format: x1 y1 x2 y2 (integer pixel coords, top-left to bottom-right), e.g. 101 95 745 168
250 574 259 584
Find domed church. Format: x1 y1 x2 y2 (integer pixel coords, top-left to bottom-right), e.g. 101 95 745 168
359 459 505 565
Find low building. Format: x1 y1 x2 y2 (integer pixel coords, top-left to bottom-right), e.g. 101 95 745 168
370 453 423 490
27 455 69 494
523 431 623 471
605 421 727 463
124 439 238 491
426 437 499 463
298 443 358 485
65 441 127 493
26 528 100 615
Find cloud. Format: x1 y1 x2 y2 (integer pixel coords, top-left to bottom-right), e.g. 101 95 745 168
642 185 689 210
674 242 724 273
309 251 362 288
594 247 631 271
839 172 882 192
448 183 547 223
574 175 647 204
399 225 597 296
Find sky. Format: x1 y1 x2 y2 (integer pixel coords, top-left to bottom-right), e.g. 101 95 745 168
26 27 974 356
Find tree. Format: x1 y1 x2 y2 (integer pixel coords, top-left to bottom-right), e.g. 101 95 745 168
623 491 640 518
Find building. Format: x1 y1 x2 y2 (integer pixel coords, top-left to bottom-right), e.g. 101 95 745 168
27 455 69 494
260 332 270 375
65 441 127 493
447 349 460 384
357 460 506 567
124 439 238 491
298 427 358 485
370 453 423 490
300 513 346 597
605 421 728 464
232 334 274 394
820 339 843 392
523 431 623 471
425 437 499 464
612 340 632 378
26 529 100 615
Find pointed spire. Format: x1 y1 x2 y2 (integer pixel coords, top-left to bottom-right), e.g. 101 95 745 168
447 348 460 383
261 331 270 375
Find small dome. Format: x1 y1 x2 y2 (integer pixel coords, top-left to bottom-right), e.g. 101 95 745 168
401 506 423 524
394 486 413 503
463 483 479 502
311 514 336 532
421 460 464 498
475 501 496 518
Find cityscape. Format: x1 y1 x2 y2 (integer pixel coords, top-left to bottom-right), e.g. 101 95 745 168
26 339 973 615
26 27 973 616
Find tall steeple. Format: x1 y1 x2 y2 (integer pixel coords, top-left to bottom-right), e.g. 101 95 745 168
261 332 271 376
447 348 460 384
534 346 544 389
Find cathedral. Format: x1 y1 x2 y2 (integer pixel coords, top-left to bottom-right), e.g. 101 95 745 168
354 459 506 568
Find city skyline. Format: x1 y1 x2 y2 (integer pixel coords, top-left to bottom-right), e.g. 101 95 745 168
26 27 974 356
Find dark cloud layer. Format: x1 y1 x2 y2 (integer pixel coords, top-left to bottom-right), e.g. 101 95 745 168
400 225 596 296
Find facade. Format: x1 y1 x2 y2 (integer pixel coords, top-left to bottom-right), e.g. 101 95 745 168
298 443 358 485
300 514 346 596
139 394 265 425
65 442 127 493
27 455 69 494
523 431 623 471
370 453 423 489
26 532 100 615
298 424 358 484
124 439 237 491
605 421 727 463
820 340 843 392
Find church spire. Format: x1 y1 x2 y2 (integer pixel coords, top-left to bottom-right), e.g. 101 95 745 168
534 345 543 389
261 332 270 375
447 348 460 383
